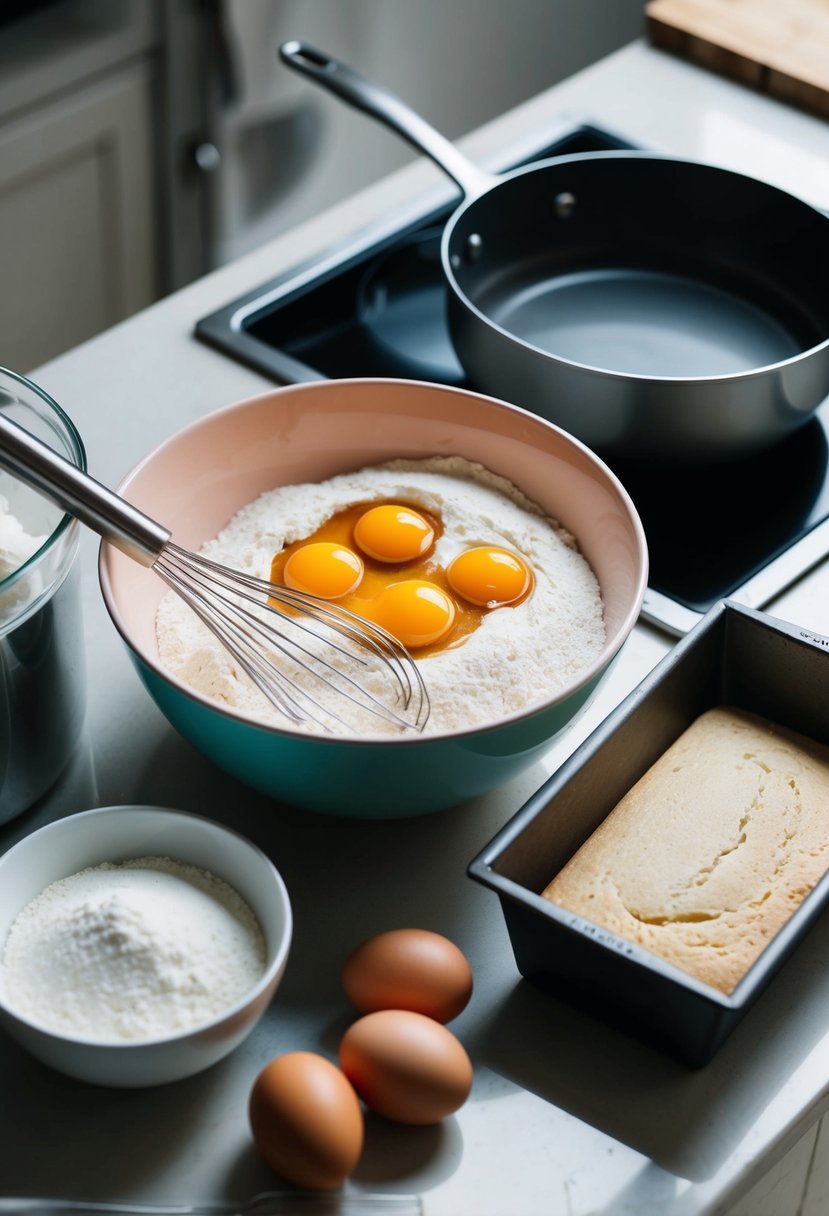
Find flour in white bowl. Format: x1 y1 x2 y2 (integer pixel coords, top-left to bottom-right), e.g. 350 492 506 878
156 456 606 737
0 857 266 1042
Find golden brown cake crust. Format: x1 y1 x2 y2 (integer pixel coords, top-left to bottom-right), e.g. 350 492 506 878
541 706 829 994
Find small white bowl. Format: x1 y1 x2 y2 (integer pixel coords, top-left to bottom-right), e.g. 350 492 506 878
0 806 292 1087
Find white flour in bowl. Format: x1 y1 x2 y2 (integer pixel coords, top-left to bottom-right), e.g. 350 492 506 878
0 857 266 1042
156 456 606 737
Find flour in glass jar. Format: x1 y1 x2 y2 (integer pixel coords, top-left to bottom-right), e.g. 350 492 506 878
0 856 266 1042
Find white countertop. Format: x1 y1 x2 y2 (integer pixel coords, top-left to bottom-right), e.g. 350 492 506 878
3 38 829 1216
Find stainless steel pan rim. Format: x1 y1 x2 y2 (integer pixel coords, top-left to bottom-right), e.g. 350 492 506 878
439 149 829 385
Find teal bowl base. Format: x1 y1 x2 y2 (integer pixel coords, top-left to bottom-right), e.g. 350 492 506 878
130 655 608 818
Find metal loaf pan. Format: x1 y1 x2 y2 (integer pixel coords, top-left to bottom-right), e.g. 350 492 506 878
468 600 829 1067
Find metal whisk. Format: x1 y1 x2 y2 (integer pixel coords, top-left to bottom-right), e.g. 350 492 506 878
0 413 430 735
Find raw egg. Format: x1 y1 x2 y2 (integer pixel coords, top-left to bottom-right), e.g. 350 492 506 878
339 1009 473 1125
249 1051 364 1189
282 542 364 599
271 498 533 656
447 546 531 607
368 580 456 649
342 928 473 1023
354 504 435 562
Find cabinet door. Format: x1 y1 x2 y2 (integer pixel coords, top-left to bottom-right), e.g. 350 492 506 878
0 60 158 372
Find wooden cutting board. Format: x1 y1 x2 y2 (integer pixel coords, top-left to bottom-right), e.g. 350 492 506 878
645 0 829 119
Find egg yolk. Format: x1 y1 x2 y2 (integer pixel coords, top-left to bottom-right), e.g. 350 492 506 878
282 542 364 599
369 580 456 649
353 505 435 563
271 499 533 656
447 546 532 607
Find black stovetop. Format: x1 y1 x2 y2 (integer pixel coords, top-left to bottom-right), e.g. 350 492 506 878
196 119 829 637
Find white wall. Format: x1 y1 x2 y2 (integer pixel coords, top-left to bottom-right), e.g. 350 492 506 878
213 0 646 263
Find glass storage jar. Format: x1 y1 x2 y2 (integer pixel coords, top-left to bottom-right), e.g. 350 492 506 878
0 368 86 820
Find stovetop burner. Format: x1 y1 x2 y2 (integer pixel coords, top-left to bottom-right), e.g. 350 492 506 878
196 118 829 637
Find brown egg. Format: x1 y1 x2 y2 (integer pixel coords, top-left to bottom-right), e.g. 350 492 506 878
339 1009 473 1125
342 928 473 1022
249 1051 364 1189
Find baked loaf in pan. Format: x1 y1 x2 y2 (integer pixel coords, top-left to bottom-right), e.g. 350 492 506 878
542 706 829 994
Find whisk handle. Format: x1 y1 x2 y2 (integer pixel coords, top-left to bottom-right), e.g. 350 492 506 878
0 412 169 566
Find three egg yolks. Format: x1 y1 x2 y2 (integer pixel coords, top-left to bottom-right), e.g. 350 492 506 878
271 501 532 655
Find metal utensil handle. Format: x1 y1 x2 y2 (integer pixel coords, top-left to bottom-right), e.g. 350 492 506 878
279 40 495 201
0 1193 423 1215
0 1204 203 1215
0 412 169 567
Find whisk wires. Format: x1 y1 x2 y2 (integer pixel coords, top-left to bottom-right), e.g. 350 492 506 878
154 543 430 735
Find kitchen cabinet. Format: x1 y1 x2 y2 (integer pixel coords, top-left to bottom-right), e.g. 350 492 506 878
0 1 161 372
726 1126 817 1215
729 1114 829 1215
0 59 158 373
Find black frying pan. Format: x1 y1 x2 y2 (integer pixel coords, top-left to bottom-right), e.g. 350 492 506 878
280 41 829 464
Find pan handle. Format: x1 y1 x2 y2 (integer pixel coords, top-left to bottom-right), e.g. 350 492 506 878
279 40 496 201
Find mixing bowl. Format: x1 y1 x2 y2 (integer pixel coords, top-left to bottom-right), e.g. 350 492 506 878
99 378 647 816
0 805 292 1087
0 367 86 820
